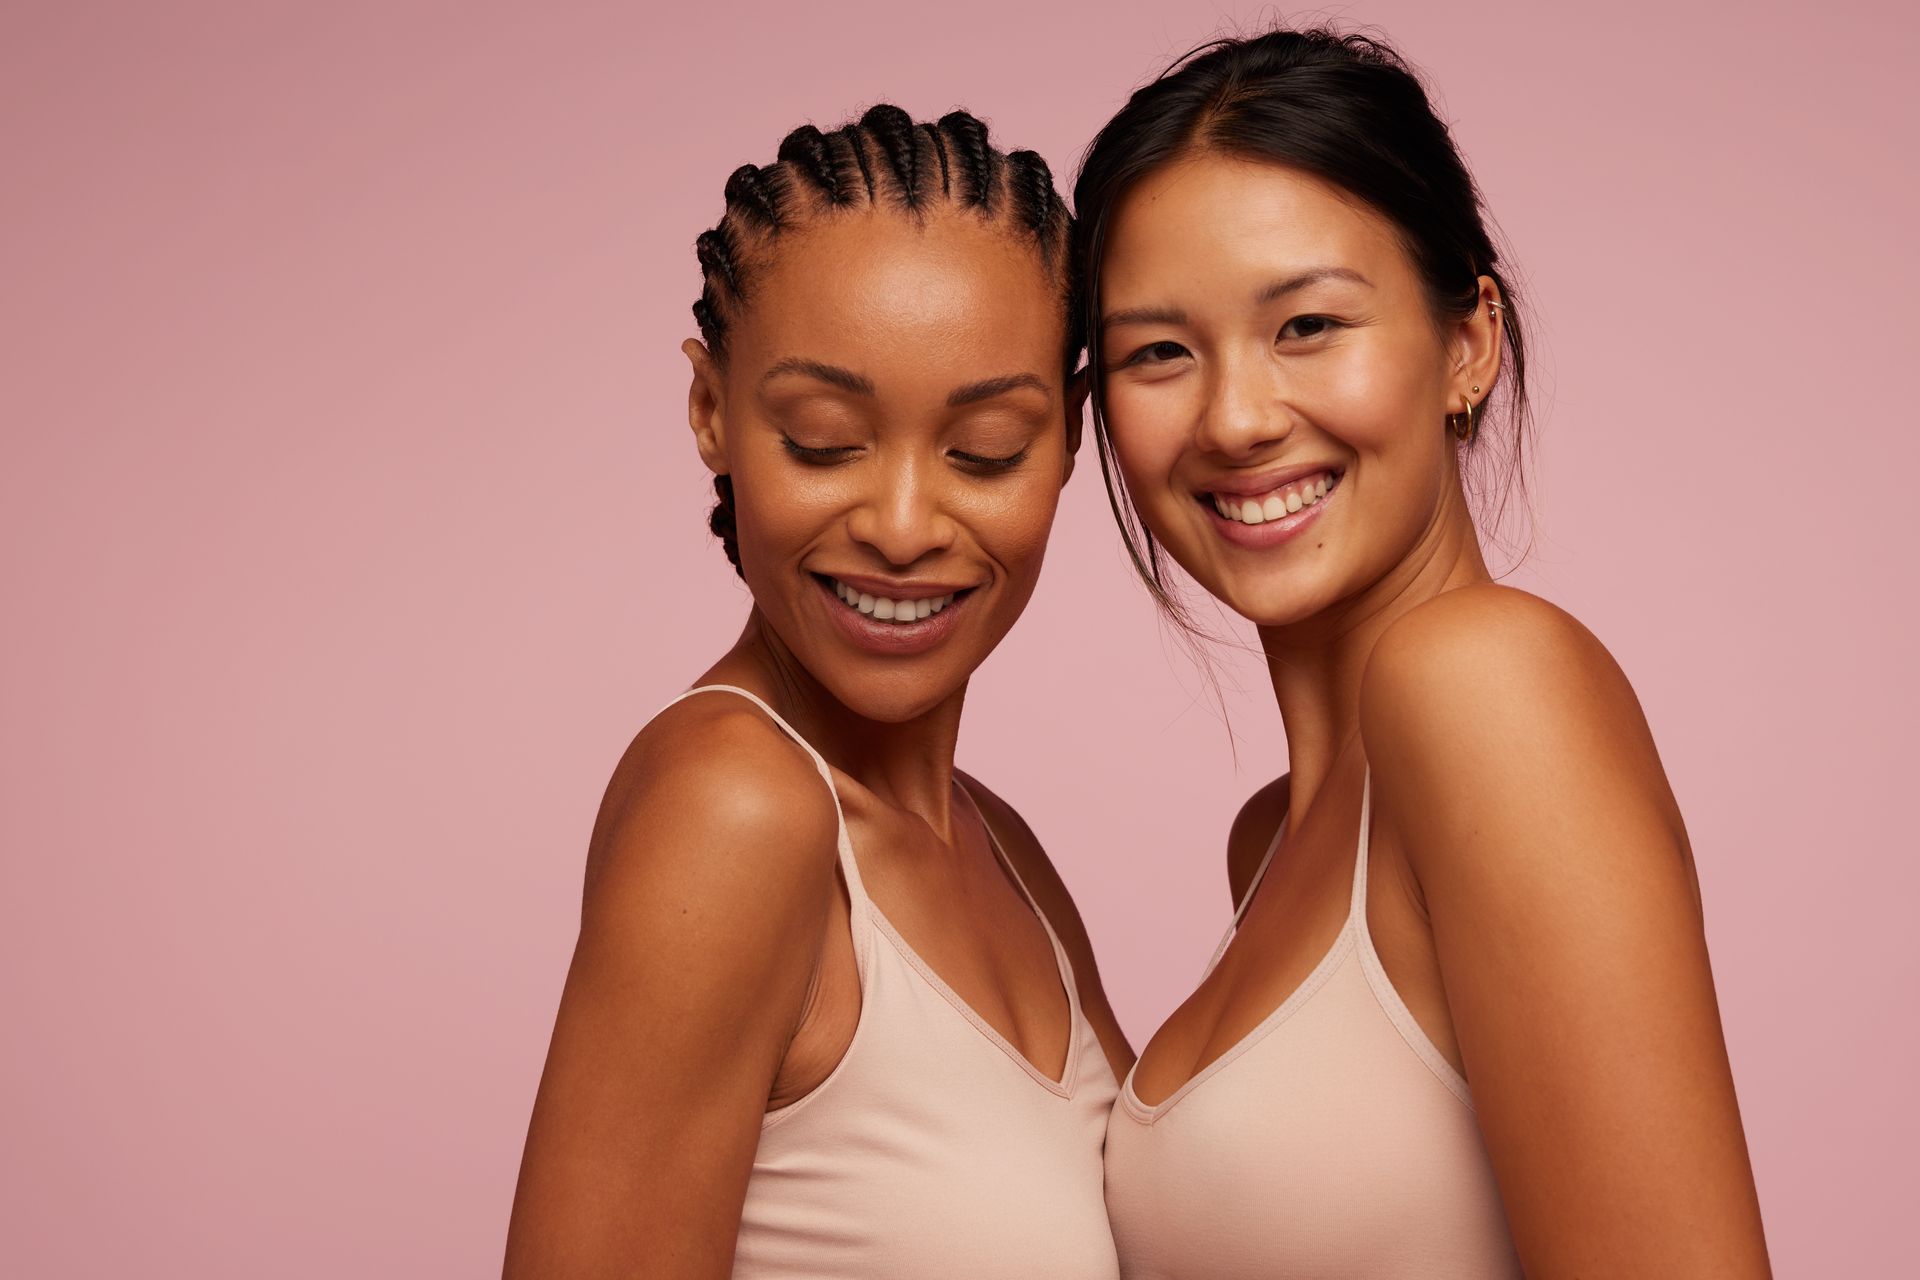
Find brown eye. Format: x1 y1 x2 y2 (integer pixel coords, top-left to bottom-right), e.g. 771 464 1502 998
1121 340 1190 368
1279 315 1338 340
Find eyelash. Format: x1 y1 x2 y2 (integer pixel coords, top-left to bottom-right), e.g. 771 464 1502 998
1280 314 1341 340
951 448 1030 473
780 437 1029 473
1118 340 1190 369
781 438 858 464
1116 315 1344 367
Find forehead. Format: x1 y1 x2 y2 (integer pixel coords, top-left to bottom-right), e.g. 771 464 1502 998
732 206 1066 384
1101 154 1414 300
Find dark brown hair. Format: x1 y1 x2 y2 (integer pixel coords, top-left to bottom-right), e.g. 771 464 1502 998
1072 28 1533 603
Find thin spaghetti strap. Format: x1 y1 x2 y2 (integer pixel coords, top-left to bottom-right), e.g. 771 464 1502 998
952 778 1044 915
1347 768 1374 924
1201 814 1288 978
953 776 1085 1030
658 684 870 908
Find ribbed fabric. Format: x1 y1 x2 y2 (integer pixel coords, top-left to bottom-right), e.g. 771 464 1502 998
660 686 1121 1279
1104 772 1521 1279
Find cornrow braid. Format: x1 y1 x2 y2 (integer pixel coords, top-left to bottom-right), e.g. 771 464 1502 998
859 103 922 208
1004 149 1067 253
721 163 787 230
937 109 996 211
922 122 951 198
688 104 1078 578
775 124 847 206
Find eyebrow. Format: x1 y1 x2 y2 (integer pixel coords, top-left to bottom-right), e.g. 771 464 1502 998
947 373 1049 407
1101 267 1374 332
760 358 875 397
760 359 1047 407
1100 304 1187 332
1255 266 1373 304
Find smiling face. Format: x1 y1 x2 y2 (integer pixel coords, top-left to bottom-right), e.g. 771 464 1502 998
688 207 1077 722
1096 154 1497 628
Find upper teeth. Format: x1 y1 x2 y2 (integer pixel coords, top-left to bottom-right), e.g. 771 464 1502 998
831 579 954 622
1211 472 1336 525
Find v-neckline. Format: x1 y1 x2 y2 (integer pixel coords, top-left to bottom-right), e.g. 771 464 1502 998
864 784 1081 1095
1120 778 1369 1120
871 905 1082 1095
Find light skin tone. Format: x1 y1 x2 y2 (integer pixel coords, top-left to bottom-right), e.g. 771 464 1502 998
504 204 1131 1278
1099 154 1770 1276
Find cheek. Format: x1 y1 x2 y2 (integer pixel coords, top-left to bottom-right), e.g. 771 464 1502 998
966 470 1062 575
728 455 840 575
1101 383 1194 505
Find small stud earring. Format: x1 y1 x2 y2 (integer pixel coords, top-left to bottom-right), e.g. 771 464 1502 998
1472 385 1481 395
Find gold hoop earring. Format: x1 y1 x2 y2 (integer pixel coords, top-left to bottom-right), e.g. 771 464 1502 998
1451 391 1478 442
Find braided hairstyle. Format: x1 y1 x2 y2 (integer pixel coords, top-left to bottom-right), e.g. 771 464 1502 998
690 104 1079 578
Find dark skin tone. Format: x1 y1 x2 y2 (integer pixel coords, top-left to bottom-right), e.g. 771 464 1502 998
504 206 1131 1278
1100 155 1769 1276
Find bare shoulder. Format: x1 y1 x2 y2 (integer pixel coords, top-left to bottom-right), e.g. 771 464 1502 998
506 691 846 1273
1353 599 1764 1272
1227 773 1292 908
1359 584 1653 772
584 690 842 919
1358 583 1687 890
957 771 1135 1069
1362 584 1628 713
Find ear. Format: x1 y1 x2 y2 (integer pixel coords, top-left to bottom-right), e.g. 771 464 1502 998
683 338 729 476
1061 365 1090 488
1448 276 1505 412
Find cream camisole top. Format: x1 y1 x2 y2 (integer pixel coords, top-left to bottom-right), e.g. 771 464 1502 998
1103 772 1522 1278
663 686 1121 1279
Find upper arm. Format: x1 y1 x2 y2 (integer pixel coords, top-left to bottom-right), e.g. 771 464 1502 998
960 773 1135 1077
1360 587 1769 1277
1226 774 1291 909
506 703 841 1279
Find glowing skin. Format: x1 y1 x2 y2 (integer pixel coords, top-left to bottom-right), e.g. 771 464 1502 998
1096 152 1770 1277
509 190 1135 1280
689 207 1076 724
1098 156 1484 633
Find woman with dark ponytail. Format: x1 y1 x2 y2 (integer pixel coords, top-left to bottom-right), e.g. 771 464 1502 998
1077 29 1770 1277
506 105 1130 1277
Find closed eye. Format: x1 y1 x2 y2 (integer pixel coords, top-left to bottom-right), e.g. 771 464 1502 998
782 437 861 464
950 447 1030 473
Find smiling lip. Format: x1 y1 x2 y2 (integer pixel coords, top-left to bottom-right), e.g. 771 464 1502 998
826 572 974 601
812 572 975 656
1200 468 1342 549
1203 462 1344 497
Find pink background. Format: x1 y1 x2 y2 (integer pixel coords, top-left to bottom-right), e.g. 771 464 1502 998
3 1 1913 1273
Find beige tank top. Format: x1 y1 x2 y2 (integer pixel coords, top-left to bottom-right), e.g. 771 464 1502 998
662 686 1121 1279
1103 772 1522 1278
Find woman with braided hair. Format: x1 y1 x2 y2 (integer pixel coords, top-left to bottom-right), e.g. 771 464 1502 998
506 104 1130 1278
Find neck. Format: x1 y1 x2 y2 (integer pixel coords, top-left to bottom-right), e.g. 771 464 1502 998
1256 486 1491 819
707 611 970 835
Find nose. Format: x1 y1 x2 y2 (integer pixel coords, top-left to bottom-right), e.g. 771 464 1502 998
844 450 956 569
1193 349 1294 459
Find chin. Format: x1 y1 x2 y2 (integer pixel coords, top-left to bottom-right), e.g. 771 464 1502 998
1205 571 1344 631
811 658 968 724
